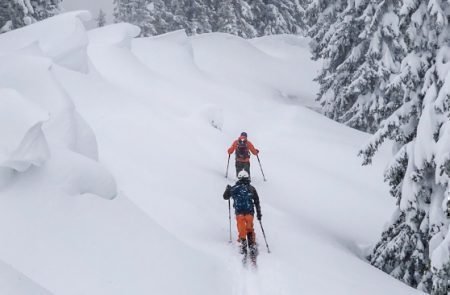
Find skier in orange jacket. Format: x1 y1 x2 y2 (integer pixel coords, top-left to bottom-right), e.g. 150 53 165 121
227 132 259 177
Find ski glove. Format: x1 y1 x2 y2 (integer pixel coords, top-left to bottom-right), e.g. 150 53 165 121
257 213 262 220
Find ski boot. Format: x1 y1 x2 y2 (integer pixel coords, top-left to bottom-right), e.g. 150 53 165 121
239 238 248 266
247 232 258 267
447 196 450 218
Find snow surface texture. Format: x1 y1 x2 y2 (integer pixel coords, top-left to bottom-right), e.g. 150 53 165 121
0 12 423 295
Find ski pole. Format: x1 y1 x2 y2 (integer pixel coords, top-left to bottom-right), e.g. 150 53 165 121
225 154 231 178
228 200 232 243
256 155 267 182
259 220 271 253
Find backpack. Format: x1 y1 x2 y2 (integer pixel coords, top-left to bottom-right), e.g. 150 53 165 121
236 139 250 160
231 184 254 215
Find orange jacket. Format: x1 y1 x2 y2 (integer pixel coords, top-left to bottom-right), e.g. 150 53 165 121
228 137 259 163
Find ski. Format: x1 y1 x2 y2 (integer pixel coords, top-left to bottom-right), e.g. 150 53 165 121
249 243 258 269
240 238 248 267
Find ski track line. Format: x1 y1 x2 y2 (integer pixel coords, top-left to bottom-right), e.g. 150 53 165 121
232 261 260 295
230 248 288 295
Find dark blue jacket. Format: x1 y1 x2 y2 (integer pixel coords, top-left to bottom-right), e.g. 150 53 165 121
223 179 261 216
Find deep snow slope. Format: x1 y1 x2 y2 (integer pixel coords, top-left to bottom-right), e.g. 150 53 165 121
0 12 423 295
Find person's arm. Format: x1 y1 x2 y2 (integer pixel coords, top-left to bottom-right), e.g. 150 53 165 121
251 186 262 220
223 185 232 200
227 140 237 155
247 141 259 155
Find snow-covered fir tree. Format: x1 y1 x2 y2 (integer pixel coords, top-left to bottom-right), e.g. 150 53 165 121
259 0 305 35
114 0 307 37
214 0 257 38
114 0 155 36
32 0 62 20
308 0 403 133
214 0 306 37
340 0 403 132
359 0 450 293
140 0 177 35
176 0 213 34
0 0 62 33
0 0 35 32
96 9 107 27
306 0 347 62
0 1 13 32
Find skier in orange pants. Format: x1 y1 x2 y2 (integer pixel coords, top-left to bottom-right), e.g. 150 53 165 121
223 170 262 260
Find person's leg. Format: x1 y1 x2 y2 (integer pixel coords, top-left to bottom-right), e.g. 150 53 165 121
235 161 245 177
243 162 250 177
244 214 255 245
244 215 257 260
236 215 247 241
236 214 248 254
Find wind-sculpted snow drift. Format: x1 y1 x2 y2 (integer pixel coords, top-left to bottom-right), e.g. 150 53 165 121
0 11 423 295
0 259 52 295
0 20 116 200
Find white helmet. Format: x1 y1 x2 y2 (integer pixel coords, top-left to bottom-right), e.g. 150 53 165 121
237 170 249 179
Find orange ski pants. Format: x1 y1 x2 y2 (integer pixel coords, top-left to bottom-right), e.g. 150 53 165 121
236 214 255 241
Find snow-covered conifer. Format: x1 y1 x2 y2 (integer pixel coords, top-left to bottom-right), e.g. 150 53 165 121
114 0 306 37
96 9 107 27
260 0 305 35
176 0 213 34
309 0 403 132
341 0 403 132
360 1 450 293
31 0 62 20
0 0 62 33
114 0 154 36
214 0 257 38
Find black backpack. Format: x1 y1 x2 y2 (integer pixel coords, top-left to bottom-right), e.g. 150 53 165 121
236 139 250 160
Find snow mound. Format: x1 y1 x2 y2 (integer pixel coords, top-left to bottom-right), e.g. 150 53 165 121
88 24 166 101
0 89 49 172
191 33 320 105
0 55 99 160
0 260 51 295
0 11 91 72
250 34 311 59
88 22 141 48
133 30 201 78
0 17 116 200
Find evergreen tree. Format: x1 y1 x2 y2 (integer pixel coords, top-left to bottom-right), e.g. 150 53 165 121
96 9 107 27
180 0 213 34
261 0 305 35
341 0 403 132
306 0 347 61
32 0 62 20
114 0 307 37
0 0 62 33
308 0 403 133
114 0 154 36
359 0 450 293
0 0 13 32
142 0 175 35
0 0 35 31
308 0 361 123
214 0 257 38
214 0 239 35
